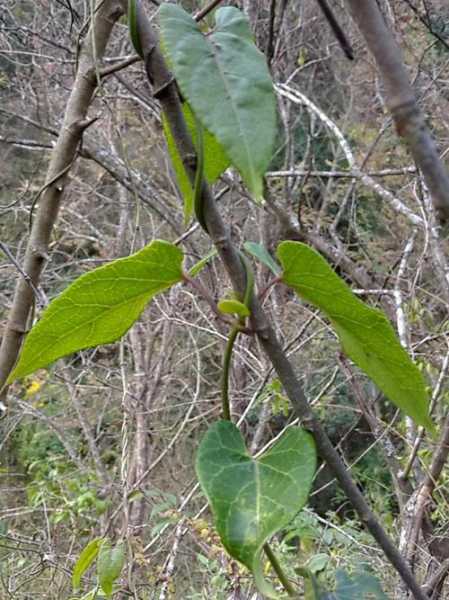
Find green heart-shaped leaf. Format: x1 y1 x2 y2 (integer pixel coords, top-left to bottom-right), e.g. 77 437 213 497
8 241 183 381
196 421 316 598
277 241 433 431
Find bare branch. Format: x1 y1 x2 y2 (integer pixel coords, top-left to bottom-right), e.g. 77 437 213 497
345 0 449 222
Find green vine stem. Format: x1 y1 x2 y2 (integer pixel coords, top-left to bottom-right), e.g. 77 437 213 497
263 543 297 598
221 323 241 421
167 20 297 596
220 251 254 421
219 254 298 596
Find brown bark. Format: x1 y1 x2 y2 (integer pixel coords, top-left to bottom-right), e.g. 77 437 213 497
344 0 449 222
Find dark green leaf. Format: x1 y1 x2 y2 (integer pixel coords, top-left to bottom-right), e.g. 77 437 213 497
72 538 102 590
97 541 125 598
9 241 183 381
196 421 316 598
320 570 389 599
244 242 281 275
159 5 276 200
277 241 433 430
163 103 230 223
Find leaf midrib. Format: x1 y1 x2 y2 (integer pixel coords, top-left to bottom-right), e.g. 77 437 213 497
209 31 256 189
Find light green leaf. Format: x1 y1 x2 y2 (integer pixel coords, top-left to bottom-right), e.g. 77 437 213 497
277 241 433 430
163 103 230 223
159 5 276 200
244 241 281 275
97 541 125 598
72 538 102 590
196 421 316 598
9 241 183 381
218 298 250 317
197 553 210 567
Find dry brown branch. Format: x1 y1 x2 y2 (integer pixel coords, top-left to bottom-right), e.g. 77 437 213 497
345 0 449 222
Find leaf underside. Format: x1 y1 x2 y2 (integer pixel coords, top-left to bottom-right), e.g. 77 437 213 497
244 241 281 275
196 420 316 598
159 4 276 200
277 241 432 430
163 102 230 224
9 241 183 381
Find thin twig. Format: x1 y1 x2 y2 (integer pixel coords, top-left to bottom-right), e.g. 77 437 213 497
0 242 44 305
194 0 225 22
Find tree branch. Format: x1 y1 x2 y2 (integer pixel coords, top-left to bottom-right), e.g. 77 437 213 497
344 0 449 223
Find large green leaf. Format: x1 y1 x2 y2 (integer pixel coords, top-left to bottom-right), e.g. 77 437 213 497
9 241 183 381
159 4 276 200
97 541 125 598
163 103 230 223
196 420 316 598
277 241 433 430
72 538 102 590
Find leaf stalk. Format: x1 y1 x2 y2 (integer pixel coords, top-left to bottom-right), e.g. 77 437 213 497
263 543 298 597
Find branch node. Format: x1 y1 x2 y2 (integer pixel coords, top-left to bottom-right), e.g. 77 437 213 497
32 247 50 262
76 116 100 133
9 322 30 335
153 76 176 99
